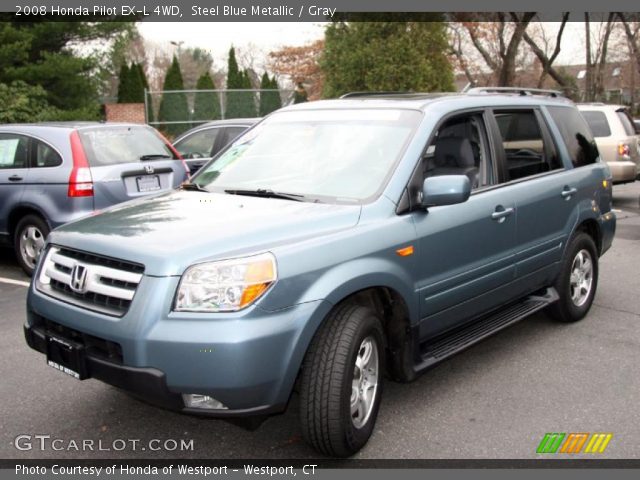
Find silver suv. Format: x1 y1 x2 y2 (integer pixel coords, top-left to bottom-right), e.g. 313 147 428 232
0 122 188 275
577 104 640 183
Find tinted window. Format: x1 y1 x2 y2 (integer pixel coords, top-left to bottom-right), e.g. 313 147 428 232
547 106 599 167
616 109 636 136
79 126 176 167
0 134 29 169
175 128 221 159
493 110 562 180
581 111 611 137
34 139 62 167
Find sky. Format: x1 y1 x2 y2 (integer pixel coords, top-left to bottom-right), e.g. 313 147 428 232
137 22 326 65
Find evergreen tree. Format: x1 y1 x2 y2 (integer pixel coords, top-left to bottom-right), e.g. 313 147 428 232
134 63 154 122
259 73 281 116
321 20 454 98
193 72 220 124
157 56 189 137
225 47 252 118
0 20 133 119
117 63 131 103
127 63 145 103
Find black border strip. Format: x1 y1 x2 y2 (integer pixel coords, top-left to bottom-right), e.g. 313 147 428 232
4 459 640 468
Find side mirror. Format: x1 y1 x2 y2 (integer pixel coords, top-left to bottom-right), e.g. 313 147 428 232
421 175 471 208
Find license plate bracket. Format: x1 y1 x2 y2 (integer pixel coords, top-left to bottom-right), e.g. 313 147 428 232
136 174 161 192
46 335 88 380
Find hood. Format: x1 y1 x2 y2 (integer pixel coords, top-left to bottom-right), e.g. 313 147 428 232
49 190 362 276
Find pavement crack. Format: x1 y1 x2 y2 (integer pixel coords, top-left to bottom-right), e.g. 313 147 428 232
594 302 640 318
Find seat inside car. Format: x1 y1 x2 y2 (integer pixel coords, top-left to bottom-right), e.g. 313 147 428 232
427 136 479 188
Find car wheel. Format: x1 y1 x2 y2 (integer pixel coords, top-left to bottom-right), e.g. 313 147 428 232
14 214 50 277
299 303 384 457
548 232 598 323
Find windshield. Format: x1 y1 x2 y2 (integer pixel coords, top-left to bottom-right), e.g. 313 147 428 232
193 109 421 203
79 126 177 166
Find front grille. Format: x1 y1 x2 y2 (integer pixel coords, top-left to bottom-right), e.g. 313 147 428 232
57 247 144 274
33 314 123 364
36 246 144 317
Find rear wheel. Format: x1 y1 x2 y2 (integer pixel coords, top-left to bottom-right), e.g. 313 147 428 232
14 214 49 277
299 303 384 457
548 232 598 323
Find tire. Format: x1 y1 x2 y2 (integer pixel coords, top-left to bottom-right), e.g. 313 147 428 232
299 303 385 457
14 214 50 277
548 232 598 323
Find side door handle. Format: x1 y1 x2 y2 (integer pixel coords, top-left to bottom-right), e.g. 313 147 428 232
561 186 578 199
491 206 515 222
8 175 23 182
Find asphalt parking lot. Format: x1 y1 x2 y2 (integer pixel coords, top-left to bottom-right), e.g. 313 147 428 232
1 183 639 460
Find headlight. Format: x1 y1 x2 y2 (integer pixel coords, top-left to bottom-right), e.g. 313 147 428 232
174 253 277 312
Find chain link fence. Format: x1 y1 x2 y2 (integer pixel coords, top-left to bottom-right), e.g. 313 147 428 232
145 88 295 138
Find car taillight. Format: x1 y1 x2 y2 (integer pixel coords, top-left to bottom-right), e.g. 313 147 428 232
617 143 630 157
68 131 94 197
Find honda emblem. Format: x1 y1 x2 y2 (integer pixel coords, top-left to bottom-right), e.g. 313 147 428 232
69 264 89 293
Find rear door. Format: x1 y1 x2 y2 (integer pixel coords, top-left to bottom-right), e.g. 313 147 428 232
0 133 30 237
78 125 188 210
489 106 589 288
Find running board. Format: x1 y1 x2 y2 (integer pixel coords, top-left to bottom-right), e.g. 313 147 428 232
414 287 558 373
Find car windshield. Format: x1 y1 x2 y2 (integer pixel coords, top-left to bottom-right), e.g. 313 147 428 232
193 109 421 203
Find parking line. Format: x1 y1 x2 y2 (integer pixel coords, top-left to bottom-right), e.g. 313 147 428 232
0 277 30 287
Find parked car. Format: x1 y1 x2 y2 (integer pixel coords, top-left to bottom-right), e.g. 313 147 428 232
25 89 615 457
577 104 640 183
173 118 259 175
0 122 187 275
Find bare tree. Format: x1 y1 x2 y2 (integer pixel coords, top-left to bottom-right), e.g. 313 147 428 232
618 13 640 76
583 13 616 101
454 12 537 86
521 13 570 88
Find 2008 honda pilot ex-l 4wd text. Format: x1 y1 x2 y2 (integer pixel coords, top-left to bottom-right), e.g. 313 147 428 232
25 89 615 457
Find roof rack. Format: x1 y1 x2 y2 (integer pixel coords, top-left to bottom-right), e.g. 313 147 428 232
466 87 564 98
339 91 407 99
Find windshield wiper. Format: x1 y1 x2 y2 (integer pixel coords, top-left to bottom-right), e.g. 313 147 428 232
224 188 305 202
181 182 209 192
140 154 172 160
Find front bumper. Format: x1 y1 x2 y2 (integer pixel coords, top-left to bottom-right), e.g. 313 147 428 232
25 276 330 417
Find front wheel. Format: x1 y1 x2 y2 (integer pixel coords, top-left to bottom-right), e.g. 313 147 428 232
548 232 598 323
14 214 50 277
299 304 385 457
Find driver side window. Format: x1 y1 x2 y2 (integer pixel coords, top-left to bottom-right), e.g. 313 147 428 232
422 113 492 190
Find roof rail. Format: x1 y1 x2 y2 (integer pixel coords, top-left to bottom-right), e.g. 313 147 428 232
466 87 564 98
339 91 407 99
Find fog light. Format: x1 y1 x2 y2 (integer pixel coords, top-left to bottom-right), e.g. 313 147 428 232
182 394 228 410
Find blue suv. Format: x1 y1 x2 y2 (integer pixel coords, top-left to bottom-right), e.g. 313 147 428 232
0 122 187 275
24 90 615 457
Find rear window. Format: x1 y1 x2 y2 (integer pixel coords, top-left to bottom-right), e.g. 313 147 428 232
581 111 611 137
547 106 599 167
78 126 176 167
616 109 637 136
